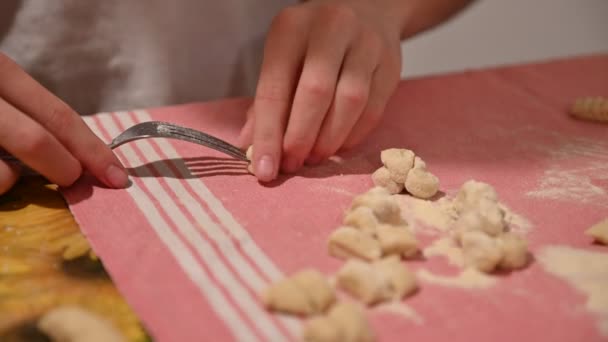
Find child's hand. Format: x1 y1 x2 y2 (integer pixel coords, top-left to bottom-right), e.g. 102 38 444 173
240 0 403 182
0 53 128 194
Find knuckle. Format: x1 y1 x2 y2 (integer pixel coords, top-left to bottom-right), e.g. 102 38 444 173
45 104 75 134
340 84 369 108
21 129 51 154
301 79 334 100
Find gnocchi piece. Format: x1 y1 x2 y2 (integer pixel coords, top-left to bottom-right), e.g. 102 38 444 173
245 145 254 173
461 231 503 273
380 148 415 183
453 180 499 215
453 201 506 242
413 156 427 170
350 188 403 225
302 316 344 342
497 232 529 270
375 224 419 258
371 167 404 194
585 219 608 245
291 269 336 313
375 256 418 299
328 227 382 261
262 277 314 315
570 96 608 123
262 269 335 315
404 167 440 199
343 206 378 236
328 302 375 342
336 259 393 305
37 306 126 342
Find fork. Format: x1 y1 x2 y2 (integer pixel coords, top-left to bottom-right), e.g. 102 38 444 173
0 121 249 166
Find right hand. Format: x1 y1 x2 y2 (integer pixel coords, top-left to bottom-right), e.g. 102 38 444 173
0 53 129 195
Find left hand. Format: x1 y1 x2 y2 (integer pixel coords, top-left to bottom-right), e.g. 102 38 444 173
239 0 403 182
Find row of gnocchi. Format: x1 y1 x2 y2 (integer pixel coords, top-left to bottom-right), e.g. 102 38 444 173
260 149 533 342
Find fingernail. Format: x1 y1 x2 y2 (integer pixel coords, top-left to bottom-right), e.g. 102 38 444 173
105 164 129 188
256 155 275 181
282 156 301 174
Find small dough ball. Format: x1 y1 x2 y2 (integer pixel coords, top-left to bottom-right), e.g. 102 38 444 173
461 231 503 273
302 316 344 342
585 219 608 245
453 180 499 214
404 168 439 199
245 145 254 174
336 260 393 305
350 188 403 225
372 167 404 194
291 269 336 313
343 207 378 236
413 156 427 170
497 232 529 270
453 202 506 242
376 224 419 258
328 303 375 342
328 226 382 261
380 148 415 183
262 278 314 315
375 256 417 299
38 306 126 342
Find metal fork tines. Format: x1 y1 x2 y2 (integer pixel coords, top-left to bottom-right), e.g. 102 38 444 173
108 121 248 161
0 121 249 166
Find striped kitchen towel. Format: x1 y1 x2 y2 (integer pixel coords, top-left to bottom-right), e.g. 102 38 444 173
63 55 608 342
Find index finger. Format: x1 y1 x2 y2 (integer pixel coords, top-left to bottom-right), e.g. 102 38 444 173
251 8 309 182
0 54 128 188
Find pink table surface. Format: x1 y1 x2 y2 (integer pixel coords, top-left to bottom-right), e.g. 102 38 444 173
64 54 608 342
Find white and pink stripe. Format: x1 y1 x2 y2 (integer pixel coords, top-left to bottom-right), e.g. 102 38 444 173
81 111 300 341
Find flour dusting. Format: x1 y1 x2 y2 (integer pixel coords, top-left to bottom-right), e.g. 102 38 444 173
526 135 608 207
417 268 496 289
423 237 464 267
374 302 424 325
537 245 608 336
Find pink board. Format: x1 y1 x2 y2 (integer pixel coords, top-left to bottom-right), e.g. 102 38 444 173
63 54 608 342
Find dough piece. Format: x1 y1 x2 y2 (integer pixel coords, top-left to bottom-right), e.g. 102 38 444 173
336 260 393 305
380 148 415 183
262 277 314 315
404 168 439 199
375 224 419 258
570 96 608 122
38 306 126 342
375 256 417 299
291 269 336 313
453 201 506 242
343 206 378 236
497 232 529 270
328 302 375 342
461 231 503 273
585 219 608 245
371 167 404 194
453 180 499 215
328 227 382 261
350 188 403 225
413 156 426 170
302 316 344 342
245 145 254 173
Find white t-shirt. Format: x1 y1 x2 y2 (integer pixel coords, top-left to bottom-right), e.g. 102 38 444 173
0 0 295 114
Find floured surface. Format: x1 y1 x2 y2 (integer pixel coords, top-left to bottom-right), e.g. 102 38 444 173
537 246 608 336
61 55 608 341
